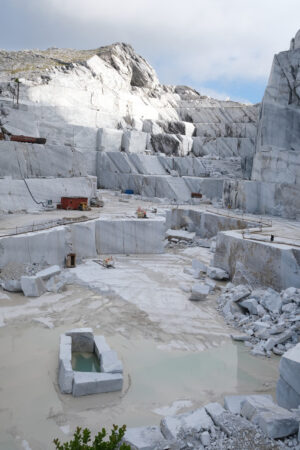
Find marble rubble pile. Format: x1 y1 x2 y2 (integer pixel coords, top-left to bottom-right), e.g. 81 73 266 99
124 395 300 449
224 29 300 219
0 263 64 296
165 228 203 249
217 284 300 357
0 42 259 210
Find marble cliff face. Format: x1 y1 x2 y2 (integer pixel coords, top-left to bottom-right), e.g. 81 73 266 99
0 32 300 218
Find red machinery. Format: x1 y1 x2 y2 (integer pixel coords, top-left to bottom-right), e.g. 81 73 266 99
60 197 88 210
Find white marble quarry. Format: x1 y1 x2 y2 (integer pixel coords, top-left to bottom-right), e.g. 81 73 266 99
95 217 165 254
0 176 97 212
58 329 123 397
213 230 300 291
0 43 259 218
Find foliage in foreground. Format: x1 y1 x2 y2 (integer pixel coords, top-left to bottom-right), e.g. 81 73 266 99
53 424 131 450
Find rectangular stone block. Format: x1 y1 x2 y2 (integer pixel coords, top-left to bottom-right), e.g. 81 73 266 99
224 395 247 415
72 371 123 396
160 408 213 440
97 128 123 152
277 376 300 410
66 328 94 352
21 275 46 297
240 395 275 422
59 335 72 362
258 409 299 439
122 130 147 154
224 394 272 415
96 218 165 254
94 335 111 359
36 265 61 280
279 343 300 396
100 350 123 374
58 359 73 394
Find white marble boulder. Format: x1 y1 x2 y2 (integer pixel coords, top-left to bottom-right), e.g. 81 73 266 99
123 426 167 450
58 328 123 396
277 343 300 409
21 265 61 297
189 284 211 301
240 395 299 439
160 407 213 440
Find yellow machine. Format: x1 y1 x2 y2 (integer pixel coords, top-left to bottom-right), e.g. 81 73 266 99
78 202 88 211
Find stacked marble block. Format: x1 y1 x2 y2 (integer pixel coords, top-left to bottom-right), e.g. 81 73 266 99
277 343 300 409
58 328 123 397
97 151 225 203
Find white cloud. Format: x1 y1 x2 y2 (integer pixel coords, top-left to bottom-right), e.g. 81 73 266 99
9 0 300 89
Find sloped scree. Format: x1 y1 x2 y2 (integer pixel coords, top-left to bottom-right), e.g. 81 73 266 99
217 284 300 357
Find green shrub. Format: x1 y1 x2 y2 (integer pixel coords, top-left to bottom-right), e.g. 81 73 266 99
53 424 131 450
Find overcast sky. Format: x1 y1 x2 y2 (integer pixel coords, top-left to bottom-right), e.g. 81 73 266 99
1 0 299 103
